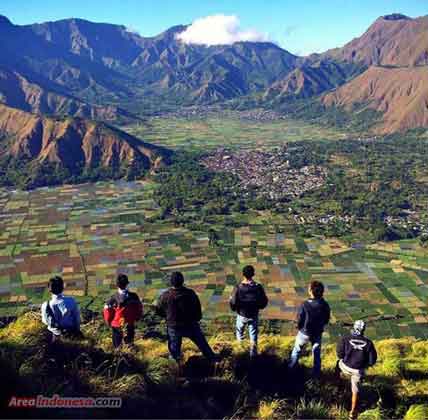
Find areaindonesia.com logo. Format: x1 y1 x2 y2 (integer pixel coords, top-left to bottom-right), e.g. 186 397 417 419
9 395 122 409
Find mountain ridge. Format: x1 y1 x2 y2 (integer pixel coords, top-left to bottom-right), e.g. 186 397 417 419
0 13 427 135
0 14 297 109
0 103 171 188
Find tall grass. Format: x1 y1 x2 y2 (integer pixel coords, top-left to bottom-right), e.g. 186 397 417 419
1 312 428 419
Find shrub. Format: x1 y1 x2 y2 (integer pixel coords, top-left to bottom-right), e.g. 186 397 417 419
381 356 404 377
258 399 283 419
0 311 45 346
404 404 428 420
411 341 428 358
359 407 384 420
295 398 330 419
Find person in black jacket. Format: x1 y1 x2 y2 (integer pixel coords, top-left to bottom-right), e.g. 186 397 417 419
230 265 268 357
337 320 377 420
156 271 219 362
288 281 330 377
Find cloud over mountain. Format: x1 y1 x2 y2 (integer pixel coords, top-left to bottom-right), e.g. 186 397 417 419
176 14 268 46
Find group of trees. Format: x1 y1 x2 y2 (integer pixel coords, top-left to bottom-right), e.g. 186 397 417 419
288 133 428 239
155 152 239 219
0 155 149 190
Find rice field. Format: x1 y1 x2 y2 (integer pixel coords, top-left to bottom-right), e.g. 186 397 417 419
1 181 427 341
124 115 348 151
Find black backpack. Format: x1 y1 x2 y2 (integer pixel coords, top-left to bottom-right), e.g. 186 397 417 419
238 283 265 309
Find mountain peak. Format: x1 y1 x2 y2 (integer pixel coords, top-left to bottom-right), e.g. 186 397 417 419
381 13 411 21
0 15 12 27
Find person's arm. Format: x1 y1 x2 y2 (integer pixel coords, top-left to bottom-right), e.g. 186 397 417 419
155 292 167 318
42 301 61 336
258 285 269 310
136 297 143 321
73 300 81 330
368 341 378 367
103 298 115 326
324 302 331 326
192 290 202 322
229 286 239 312
337 336 346 360
41 302 48 326
296 303 305 330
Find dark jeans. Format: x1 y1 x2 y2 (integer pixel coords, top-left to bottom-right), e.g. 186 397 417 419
167 323 215 361
112 325 135 348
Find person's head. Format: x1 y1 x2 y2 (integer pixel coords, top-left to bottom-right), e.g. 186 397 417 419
49 276 64 295
242 265 255 281
352 320 366 336
308 281 324 299
116 274 129 290
170 271 184 288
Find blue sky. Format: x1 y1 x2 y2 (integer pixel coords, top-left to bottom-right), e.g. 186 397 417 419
1 0 427 55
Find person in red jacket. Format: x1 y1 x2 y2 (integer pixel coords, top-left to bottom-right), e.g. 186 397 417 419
103 274 143 348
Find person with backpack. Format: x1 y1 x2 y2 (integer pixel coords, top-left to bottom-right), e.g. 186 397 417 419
230 265 269 358
288 280 330 377
337 320 378 420
156 271 219 362
41 276 81 342
103 274 143 348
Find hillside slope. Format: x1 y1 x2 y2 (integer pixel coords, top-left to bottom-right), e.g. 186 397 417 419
321 14 428 67
0 15 297 109
263 61 362 102
323 66 428 133
0 67 130 122
0 104 171 187
0 312 427 419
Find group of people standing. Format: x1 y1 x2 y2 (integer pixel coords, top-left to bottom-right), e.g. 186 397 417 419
41 266 377 419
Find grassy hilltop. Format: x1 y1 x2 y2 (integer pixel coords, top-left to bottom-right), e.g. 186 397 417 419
1 312 428 419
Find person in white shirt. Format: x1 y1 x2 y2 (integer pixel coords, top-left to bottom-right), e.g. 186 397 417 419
41 276 81 342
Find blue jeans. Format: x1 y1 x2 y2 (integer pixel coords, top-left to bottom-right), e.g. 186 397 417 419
236 314 258 356
167 323 215 361
289 331 322 377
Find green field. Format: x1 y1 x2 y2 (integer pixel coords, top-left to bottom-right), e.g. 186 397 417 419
124 115 348 151
1 181 427 341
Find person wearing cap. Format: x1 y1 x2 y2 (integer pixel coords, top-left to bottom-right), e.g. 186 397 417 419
230 265 269 358
156 271 219 362
337 320 378 420
103 274 143 348
288 280 331 377
41 276 81 342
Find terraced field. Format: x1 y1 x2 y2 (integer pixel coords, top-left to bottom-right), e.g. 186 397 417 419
1 181 428 341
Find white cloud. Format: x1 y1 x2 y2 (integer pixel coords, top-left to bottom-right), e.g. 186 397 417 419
176 15 269 46
125 25 141 35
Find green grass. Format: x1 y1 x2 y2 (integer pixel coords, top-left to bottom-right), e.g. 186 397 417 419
1 312 428 419
123 115 348 151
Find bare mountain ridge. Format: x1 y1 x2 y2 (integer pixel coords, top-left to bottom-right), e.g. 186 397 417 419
0 13 427 135
0 67 131 122
323 66 428 134
319 14 428 67
316 14 428 133
0 15 297 107
263 60 363 102
261 14 428 133
0 104 170 171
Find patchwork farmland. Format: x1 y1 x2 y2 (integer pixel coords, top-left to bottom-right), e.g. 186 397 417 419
0 181 428 341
